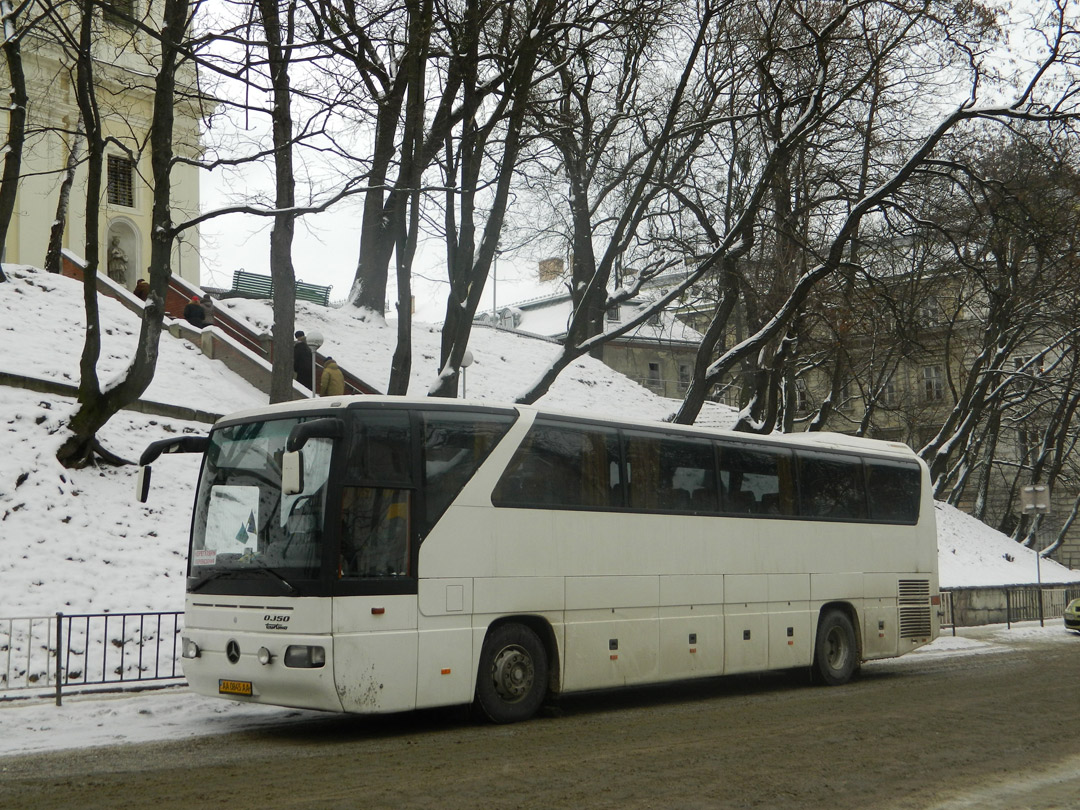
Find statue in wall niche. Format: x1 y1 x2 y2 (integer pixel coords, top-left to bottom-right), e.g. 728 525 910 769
108 236 129 285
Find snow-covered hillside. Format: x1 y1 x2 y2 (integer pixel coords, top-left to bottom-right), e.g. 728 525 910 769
0 266 1077 618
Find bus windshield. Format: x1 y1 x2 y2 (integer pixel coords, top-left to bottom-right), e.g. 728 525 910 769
190 418 332 588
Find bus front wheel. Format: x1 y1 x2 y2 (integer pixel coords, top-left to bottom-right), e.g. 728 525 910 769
813 609 858 686
475 623 548 723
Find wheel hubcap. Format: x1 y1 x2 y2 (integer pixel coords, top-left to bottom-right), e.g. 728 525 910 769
826 627 847 669
491 645 534 702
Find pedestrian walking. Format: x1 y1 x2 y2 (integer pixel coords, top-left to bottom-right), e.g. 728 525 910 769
318 357 345 397
294 331 313 390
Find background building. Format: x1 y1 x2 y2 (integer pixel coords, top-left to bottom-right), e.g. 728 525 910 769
1 4 203 288
477 263 704 400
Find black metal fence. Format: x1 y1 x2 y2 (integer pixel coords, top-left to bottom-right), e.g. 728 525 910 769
939 585 1080 633
0 611 184 705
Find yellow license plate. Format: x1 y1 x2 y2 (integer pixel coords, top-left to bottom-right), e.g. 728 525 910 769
219 679 253 696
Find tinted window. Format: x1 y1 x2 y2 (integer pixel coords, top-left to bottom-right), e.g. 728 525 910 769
797 451 867 519
866 460 921 523
340 487 412 578
346 411 411 486
422 411 514 531
492 420 621 509
624 431 717 512
718 444 796 515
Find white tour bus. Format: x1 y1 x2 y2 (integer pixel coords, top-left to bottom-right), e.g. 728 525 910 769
139 395 939 723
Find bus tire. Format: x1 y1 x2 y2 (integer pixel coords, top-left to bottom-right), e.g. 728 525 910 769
813 609 858 686
475 623 548 724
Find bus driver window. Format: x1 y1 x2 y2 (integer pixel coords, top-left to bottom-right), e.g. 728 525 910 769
340 487 411 577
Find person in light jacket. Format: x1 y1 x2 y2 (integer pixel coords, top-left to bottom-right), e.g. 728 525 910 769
318 357 345 397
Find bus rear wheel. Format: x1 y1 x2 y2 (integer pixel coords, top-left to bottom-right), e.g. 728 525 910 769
475 623 548 723
813 609 858 686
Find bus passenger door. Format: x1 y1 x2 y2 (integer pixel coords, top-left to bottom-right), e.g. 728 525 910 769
332 595 418 713
333 485 420 714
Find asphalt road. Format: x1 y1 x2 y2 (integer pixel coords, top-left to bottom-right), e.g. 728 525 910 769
2 629 1078 810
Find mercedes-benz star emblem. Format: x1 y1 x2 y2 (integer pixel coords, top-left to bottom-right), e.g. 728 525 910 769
226 640 241 664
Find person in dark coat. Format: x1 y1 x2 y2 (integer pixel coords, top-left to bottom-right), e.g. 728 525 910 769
294 331 313 390
183 296 206 328
133 279 150 300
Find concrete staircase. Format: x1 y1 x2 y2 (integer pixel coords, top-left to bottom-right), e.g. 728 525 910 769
58 251 380 406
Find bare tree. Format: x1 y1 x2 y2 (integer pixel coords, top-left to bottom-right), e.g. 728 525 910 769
0 0 29 282
43 114 84 274
56 0 199 466
427 0 565 397
307 0 433 392
669 1 1080 428
254 0 302 404
513 0 729 403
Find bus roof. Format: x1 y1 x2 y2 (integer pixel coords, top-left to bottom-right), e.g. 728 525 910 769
213 395 921 462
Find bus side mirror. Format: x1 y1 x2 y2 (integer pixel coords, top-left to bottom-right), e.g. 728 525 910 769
287 417 344 452
282 451 304 495
136 465 152 503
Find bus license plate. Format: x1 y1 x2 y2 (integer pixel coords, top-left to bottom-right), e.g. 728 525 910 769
219 679 253 696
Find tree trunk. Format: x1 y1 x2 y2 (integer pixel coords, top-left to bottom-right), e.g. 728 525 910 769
0 0 28 283
429 0 555 398
386 0 429 395
44 117 84 274
258 0 299 405
57 0 189 467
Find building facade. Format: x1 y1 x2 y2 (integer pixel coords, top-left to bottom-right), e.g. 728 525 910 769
1 4 202 289
478 279 704 401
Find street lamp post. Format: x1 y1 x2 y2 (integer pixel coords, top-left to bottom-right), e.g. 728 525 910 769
460 349 474 398
492 251 500 320
1021 484 1052 626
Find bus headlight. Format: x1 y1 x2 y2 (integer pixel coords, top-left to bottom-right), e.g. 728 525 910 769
181 638 201 659
284 645 326 668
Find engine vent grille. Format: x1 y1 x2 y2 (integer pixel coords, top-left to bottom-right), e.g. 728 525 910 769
900 606 932 638
898 579 930 604
898 579 931 638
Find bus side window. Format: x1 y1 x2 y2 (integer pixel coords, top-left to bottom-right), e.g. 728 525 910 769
340 487 412 577
866 460 921 523
717 444 794 516
346 412 412 486
492 420 620 510
421 411 514 532
797 451 867 520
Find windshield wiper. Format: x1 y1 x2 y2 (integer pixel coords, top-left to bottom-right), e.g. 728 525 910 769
188 569 243 592
249 561 299 595
187 565 298 595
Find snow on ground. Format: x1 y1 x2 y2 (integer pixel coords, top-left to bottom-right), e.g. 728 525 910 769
934 501 1080 588
0 266 265 414
219 294 729 423
1 265 1079 754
